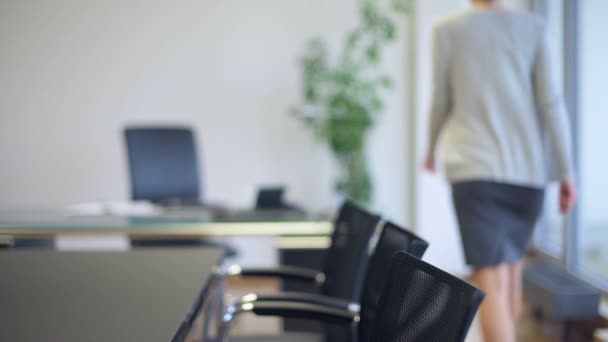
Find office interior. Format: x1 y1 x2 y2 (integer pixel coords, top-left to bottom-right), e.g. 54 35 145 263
1 0 606 341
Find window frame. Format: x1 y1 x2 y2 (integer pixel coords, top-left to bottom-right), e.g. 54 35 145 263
532 0 608 292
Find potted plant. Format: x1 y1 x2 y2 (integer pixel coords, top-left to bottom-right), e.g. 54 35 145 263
293 0 410 206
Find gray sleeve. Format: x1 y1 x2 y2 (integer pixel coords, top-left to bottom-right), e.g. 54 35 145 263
427 24 452 155
533 22 575 180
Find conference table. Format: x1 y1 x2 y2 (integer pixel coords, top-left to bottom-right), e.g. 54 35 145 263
0 209 334 341
0 248 224 342
0 208 333 243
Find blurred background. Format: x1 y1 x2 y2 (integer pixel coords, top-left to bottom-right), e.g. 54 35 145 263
0 0 607 340
1 0 607 284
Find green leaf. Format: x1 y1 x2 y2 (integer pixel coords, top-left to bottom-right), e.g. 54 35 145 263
384 21 396 40
379 75 394 88
392 0 413 13
365 45 380 64
369 97 384 112
346 30 361 49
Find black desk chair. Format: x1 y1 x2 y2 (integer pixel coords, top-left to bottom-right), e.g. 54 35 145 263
219 250 482 342
212 201 381 341
369 252 484 342
225 201 382 302
218 221 431 342
124 127 202 205
124 127 236 256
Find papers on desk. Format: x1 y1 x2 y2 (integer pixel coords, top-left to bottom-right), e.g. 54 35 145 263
60 201 156 251
56 234 130 251
65 201 215 221
66 201 160 216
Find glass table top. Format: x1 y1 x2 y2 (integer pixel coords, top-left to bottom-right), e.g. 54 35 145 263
0 208 332 237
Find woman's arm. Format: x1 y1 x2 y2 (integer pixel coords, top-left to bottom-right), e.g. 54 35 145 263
533 22 575 180
533 21 577 213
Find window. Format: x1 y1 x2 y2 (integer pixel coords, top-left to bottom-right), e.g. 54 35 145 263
533 0 566 258
577 0 608 286
533 0 608 291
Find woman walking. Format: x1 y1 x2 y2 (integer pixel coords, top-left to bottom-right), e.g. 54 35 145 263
425 1 577 341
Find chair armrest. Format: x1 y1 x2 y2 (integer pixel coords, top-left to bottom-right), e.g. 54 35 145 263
247 301 358 324
0 237 12 248
226 265 326 286
241 292 360 312
219 300 359 341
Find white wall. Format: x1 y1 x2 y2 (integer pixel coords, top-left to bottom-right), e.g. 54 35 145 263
367 9 411 225
0 0 411 221
0 0 341 210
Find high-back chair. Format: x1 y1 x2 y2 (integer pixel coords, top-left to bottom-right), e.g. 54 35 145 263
124 127 202 205
199 201 381 341
357 222 429 342
226 201 382 303
216 251 483 342
369 251 484 342
124 126 237 255
217 221 431 342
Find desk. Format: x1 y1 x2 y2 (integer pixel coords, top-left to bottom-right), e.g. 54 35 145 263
0 248 223 342
0 209 333 242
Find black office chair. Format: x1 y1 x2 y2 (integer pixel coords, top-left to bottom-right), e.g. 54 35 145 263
369 252 484 342
225 201 382 302
219 252 482 342
124 127 202 205
217 221 431 342
124 127 236 256
201 201 381 341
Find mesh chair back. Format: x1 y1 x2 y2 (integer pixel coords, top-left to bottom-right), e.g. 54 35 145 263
321 202 380 342
322 201 381 301
358 222 429 342
124 127 201 204
369 252 484 342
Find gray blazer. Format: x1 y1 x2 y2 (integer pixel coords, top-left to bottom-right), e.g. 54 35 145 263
428 9 574 187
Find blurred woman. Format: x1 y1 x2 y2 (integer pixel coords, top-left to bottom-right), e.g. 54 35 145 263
425 0 577 341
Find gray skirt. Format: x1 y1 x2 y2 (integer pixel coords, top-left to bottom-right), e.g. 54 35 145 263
451 181 545 267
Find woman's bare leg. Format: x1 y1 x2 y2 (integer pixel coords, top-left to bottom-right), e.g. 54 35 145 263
508 259 525 323
472 263 516 342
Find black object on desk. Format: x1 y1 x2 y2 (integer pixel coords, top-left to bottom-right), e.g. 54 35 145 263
255 187 286 209
0 248 223 342
255 186 305 214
